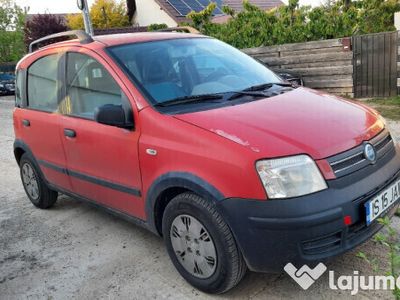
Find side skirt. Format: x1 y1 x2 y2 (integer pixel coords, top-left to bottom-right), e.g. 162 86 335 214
48 183 158 235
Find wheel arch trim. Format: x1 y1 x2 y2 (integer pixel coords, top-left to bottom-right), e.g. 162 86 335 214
14 139 49 184
145 172 225 235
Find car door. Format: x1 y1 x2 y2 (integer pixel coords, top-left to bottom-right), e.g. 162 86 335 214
14 53 72 191
58 50 144 219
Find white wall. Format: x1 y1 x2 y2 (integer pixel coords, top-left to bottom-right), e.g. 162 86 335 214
134 0 177 27
395 12 400 31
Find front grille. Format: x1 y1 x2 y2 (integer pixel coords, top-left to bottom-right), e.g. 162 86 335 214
328 130 395 177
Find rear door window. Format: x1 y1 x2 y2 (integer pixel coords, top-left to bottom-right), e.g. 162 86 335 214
27 54 59 112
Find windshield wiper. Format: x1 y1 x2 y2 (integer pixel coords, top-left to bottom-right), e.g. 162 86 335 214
153 94 224 107
226 91 269 101
226 82 293 101
243 82 293 92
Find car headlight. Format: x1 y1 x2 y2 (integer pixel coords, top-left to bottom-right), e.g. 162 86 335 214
256 155 327 199
0 83 4 88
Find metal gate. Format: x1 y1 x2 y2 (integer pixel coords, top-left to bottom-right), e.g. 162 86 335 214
353 31 398 98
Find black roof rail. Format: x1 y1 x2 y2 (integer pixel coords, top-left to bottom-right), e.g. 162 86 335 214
29 30 94 53
156 26 199 34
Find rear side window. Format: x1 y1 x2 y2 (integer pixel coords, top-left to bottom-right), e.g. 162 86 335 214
61 52 123 119
15 70 23 107
27 54 59 112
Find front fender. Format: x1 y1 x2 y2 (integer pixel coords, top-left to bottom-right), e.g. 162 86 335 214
145 172 225 234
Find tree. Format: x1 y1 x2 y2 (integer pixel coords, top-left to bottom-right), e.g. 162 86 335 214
67 0 131 30
0 0 26 63
24 14 69 50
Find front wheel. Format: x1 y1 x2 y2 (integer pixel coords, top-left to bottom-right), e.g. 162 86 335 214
162 193 246 294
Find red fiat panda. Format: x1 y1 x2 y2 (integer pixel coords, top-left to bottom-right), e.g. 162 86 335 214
13 30 400 294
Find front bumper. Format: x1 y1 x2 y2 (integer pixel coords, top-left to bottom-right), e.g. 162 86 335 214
217 144 400 273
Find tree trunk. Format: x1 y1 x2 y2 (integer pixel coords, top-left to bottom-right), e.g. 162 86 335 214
127 0 136 22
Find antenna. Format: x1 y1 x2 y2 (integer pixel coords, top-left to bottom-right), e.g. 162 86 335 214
77 0 94 36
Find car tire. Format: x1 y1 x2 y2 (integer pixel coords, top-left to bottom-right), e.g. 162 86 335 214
19 153 58 209
162 192 247 294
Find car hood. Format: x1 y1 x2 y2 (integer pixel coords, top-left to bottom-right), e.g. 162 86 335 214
174 88 385 159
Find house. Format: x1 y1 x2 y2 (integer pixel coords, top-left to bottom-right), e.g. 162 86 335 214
132 0 284 26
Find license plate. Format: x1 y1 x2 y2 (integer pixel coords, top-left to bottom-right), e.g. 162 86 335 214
365 179 400 225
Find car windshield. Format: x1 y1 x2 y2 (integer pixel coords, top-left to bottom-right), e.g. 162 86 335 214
0 74 15 81
108 38 282 105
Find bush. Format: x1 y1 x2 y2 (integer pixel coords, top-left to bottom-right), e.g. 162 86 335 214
188 0 400 49
147 23 168 31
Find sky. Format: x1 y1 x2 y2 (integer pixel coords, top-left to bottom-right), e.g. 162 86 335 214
15 0 323 14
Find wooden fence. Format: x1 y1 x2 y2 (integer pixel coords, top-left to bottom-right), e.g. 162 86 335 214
243 38 355 97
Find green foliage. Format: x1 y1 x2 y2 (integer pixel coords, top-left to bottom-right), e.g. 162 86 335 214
188 0 400 49
147 23 168 31
0 0 26 63
357 216 400 299
67 0 131 30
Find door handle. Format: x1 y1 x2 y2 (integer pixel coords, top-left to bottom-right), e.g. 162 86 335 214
22 119 30 127
64 128 76 138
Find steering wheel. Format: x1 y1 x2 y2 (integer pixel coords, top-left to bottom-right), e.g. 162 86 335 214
204 67 229 82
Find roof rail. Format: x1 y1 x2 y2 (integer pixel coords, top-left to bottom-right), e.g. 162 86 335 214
156 26 200 34
29 30 94 53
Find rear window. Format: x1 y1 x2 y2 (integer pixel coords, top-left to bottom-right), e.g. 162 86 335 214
27 54 59 112
0 74 14 81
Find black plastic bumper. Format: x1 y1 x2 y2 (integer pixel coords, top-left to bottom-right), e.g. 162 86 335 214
217 144 400 273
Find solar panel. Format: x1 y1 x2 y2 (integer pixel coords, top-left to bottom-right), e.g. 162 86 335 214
197 0 224 14
167 0 224 16
168 0 191 16
182 0 204 12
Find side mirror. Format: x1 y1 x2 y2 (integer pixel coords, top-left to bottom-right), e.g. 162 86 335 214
94 104 134 129
77 0 85 10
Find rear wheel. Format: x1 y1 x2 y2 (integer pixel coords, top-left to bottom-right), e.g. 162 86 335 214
20 153 58 209
162 192 246 294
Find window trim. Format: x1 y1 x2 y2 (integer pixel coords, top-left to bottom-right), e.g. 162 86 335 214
26 53 62 113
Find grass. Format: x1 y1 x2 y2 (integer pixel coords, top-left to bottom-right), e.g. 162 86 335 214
362 96 400 121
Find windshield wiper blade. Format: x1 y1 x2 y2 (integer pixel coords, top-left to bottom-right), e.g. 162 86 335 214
243 82 292 92
226 91 268 101
154 94 224 107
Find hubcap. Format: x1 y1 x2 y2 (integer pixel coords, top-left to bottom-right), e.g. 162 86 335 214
170 214 217 279
21 163 39 200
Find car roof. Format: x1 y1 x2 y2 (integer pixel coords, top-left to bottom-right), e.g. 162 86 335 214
93 32 204 47
17 32 207 70
35 32 205 52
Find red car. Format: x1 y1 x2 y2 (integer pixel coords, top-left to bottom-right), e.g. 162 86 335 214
13 30 400 294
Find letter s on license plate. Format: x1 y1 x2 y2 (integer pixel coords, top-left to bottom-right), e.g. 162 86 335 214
365 179 400 226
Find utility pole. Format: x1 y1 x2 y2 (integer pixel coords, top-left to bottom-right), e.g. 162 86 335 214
77 0 94 36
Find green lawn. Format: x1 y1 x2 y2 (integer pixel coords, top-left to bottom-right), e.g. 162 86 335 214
363 96 400 121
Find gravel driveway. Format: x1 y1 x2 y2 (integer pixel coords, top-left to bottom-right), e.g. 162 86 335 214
0 95 399 300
